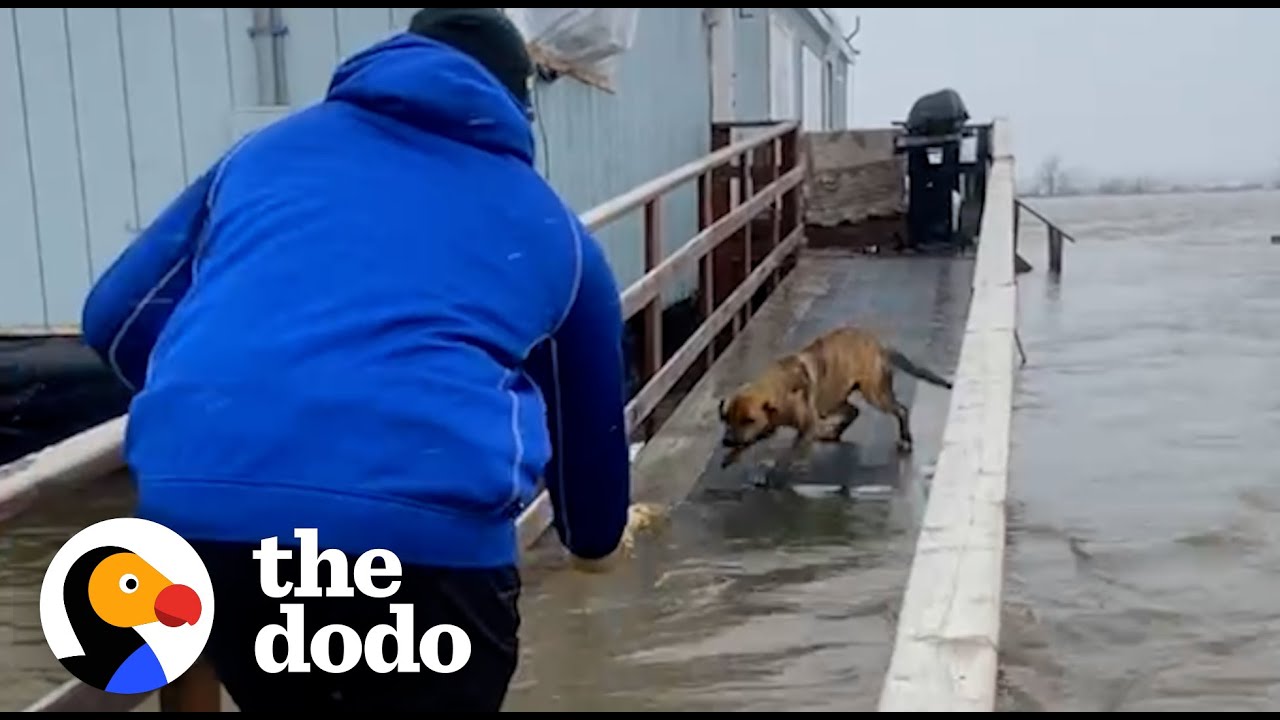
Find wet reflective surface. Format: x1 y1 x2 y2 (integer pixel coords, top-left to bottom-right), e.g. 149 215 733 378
1000 190 1280 711
0 471 135 708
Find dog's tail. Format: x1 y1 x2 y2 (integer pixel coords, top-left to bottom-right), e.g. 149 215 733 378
884 347 953 390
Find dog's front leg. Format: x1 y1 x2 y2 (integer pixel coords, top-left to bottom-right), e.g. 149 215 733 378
783 413 820 478
720 443 750 469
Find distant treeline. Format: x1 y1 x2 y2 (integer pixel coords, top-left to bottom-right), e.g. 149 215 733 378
1021 154 1280 198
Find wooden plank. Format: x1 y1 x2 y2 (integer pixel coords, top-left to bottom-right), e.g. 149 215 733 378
620 165 803 318
1048 227 1064 275
581 121 799 231
0 416 126 525
0 325 81 338
624 226 802 433
877 117 1017 713
641 198 663 382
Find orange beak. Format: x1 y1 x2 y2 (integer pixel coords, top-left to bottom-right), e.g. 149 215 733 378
154 584 202 627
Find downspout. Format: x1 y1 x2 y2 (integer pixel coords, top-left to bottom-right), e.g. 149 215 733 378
269 8 290 105
249 8 290 106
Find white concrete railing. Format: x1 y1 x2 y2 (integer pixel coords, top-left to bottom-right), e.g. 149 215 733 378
877 118 1018 712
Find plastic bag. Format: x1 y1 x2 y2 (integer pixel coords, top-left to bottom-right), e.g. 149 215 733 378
506 8 641 91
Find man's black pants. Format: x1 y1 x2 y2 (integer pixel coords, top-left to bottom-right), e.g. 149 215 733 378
190 540 520 712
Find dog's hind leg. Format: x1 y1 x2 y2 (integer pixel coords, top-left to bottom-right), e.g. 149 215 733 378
817 402 861 442
865 370 913 453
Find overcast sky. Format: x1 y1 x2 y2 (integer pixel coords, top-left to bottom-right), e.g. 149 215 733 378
832 8 1280 186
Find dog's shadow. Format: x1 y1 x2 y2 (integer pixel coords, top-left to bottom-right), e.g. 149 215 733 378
704 438 893 501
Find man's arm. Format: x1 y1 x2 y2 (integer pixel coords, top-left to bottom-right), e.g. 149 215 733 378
81 167 217 392
525 220 632 561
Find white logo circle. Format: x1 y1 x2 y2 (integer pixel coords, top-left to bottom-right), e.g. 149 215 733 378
39 517 215 694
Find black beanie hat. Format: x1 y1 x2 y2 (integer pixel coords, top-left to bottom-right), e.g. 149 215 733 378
408 8 533 113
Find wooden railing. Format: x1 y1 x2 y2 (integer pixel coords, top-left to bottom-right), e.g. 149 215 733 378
517 120 804 549
1 120 805 713
1014 197 1076 276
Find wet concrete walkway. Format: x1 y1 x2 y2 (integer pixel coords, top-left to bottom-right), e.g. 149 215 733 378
508 249 974 711
2 248 974 711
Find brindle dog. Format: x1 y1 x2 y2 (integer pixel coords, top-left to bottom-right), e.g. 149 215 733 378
717 326 953 472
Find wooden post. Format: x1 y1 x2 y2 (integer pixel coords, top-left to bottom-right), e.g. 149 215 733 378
765 138 783 295
1048 225 1063 276
1013 198 1021 251
641 198 663 437
696 173 716 372
778 129 799 286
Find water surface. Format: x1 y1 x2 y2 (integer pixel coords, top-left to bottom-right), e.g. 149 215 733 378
1001 189 1280 712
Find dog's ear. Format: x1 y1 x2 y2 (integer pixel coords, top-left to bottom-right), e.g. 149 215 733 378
717 397 727 419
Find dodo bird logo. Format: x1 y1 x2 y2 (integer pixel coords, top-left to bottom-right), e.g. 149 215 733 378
39 518 215 695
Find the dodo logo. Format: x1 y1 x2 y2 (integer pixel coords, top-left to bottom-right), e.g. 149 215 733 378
39 518 215 695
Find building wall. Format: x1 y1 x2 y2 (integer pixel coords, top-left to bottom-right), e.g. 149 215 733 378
1 7 851 329
729 8 852 130
526 7 709 296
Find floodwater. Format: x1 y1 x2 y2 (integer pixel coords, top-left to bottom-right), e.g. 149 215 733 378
1000 189 1280 712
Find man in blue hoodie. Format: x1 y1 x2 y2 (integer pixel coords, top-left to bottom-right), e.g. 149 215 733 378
80 8 632 711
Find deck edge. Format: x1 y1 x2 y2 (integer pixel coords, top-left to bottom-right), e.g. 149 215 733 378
877 117 1017 712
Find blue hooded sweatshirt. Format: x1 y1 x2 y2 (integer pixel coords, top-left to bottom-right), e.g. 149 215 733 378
80 33 632 569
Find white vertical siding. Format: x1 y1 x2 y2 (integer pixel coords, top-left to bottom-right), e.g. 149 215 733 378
801 45 823 131
0 7 408 328
0 7 854 328
13 8 90 327
0 8 45 327
768 11 797 121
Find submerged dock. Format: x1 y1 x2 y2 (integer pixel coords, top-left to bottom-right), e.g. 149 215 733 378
1 118 1019 712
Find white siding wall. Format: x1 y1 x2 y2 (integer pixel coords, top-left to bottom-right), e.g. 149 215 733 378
767 11 797 121
0 7 416 329
1 7 855 329
801 45 823 131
